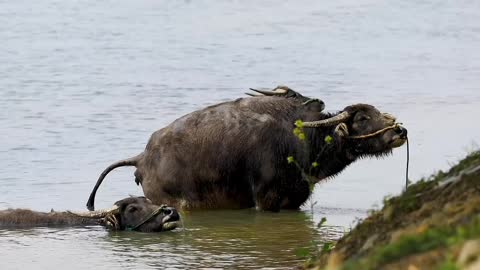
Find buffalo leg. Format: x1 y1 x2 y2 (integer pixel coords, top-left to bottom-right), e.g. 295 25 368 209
255 184 283 212
281 180 310 210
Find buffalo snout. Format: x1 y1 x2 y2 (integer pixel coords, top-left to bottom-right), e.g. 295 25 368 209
394 126 408 138
162 207 180 223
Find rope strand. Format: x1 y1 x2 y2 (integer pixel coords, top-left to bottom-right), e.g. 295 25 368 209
347 123 402 139
405 137 410 190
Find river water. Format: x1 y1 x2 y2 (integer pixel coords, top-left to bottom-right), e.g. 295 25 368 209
1 0 479 269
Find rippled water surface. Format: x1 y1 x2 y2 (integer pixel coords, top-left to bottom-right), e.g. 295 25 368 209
1 0 479 269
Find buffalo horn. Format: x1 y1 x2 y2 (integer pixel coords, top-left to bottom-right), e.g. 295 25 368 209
383 113 397 122
302 111 351 128
68 205 119 218
249 87 288 96
334 123 349 137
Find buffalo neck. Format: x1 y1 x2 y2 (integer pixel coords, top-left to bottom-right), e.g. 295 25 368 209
303 124 355 180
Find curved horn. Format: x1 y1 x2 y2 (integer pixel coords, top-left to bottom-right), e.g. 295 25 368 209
302 111 351 128
86 153 143 211
69 205 119 218
334 123 349 137
383 113 397 122
249 87 288 96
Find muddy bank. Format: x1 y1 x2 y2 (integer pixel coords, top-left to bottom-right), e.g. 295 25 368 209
302 151 480 270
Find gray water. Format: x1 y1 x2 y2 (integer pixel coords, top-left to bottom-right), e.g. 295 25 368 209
1 0 479 269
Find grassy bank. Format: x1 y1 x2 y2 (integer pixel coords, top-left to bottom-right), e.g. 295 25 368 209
303 151 480 270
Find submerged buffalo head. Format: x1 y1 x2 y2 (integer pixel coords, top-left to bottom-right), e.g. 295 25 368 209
302 104 407 158
76 197 180 232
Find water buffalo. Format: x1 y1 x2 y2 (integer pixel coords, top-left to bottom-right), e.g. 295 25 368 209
86 94 407 212
1 197 180 232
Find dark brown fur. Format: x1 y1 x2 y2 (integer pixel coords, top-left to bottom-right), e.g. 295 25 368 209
0 209 100 227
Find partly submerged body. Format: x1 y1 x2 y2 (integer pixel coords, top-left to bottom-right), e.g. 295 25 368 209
0 208 101 227
1 197 180 232
87 92 407 212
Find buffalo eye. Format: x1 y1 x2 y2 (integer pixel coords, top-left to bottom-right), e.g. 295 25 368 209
126 205 138 213
357 115 370 122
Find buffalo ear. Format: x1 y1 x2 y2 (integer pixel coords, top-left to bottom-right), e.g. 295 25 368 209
113 201 128 212
343 104 374 114
113 197 136 210
334 123 349 137
113 197 150 211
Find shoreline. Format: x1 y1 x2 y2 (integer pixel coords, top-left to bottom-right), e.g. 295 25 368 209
301 150 480 270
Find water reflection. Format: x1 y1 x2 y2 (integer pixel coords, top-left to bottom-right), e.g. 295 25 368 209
100 209 342 269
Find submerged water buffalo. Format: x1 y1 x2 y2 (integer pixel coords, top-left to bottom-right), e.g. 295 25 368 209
87 91 407 212
1 197 180 232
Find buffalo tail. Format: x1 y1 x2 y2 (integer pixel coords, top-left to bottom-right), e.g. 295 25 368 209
86 153 143 211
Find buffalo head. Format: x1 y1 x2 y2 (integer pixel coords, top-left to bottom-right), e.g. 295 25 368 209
76 197 180 232
246 85 326 113
302 104 407 158
247 85 308 99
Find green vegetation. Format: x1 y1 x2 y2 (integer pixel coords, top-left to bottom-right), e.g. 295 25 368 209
295 217 336 263
437 259 460 270
288 119 334 191
341 216 480 269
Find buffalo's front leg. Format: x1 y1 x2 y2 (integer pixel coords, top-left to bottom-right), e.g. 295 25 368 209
281 180 310 210
255 183 283 212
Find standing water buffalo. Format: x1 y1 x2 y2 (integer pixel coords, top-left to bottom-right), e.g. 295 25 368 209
87 89 407 212
1 197 180 232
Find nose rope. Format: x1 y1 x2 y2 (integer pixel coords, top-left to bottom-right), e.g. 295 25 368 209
126 205 167 231
347 123 403 139
406 137 410 190
345 122 410 190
